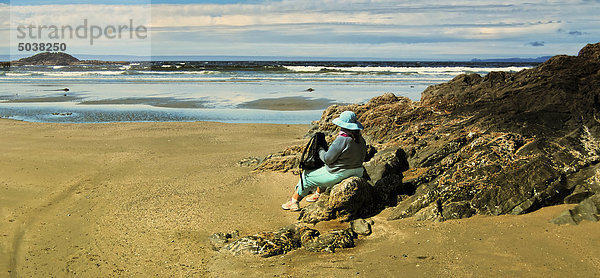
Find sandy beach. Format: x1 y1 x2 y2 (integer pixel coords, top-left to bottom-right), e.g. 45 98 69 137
2 118 600 277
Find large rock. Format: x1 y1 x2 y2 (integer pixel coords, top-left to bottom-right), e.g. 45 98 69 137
302 229 356 253
299 177 375 223
363 147 411 207
297 194 333 224
258 42 600 224
386 129 594 221
307 43 600 224
219 229 300 257
328 177 374 221
214 224 357 257
551 194 600 225
364 147 409 182
305 93 418 144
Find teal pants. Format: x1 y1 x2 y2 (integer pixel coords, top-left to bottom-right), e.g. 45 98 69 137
295 166 364 197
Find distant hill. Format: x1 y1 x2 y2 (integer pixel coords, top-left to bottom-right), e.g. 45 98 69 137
10 52 128 66
471 56 552 63
14 52 80 65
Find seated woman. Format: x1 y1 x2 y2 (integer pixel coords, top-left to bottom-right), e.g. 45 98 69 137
282 111 367 211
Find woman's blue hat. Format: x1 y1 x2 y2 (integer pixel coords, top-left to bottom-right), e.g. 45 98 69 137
332 111 363 130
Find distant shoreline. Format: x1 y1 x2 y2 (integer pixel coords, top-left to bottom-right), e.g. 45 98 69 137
0 54 553 63
6 52 128 66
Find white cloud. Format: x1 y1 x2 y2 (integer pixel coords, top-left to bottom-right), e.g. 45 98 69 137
9 4 151 56
0 4 9 51
5 0 600 58
10 4 151 26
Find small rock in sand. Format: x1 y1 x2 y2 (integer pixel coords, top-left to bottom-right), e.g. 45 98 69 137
350 219 372 236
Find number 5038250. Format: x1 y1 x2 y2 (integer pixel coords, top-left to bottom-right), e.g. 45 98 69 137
18 43 67 52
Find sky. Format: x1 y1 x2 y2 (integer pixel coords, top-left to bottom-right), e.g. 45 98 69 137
2 0 599 60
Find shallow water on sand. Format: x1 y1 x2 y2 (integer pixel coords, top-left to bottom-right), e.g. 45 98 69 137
0 61 535 123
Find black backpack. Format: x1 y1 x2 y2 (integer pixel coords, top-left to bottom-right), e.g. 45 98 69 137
299 132 328 171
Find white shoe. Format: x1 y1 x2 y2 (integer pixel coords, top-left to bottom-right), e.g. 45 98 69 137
305 193 321 202
281 200 300 211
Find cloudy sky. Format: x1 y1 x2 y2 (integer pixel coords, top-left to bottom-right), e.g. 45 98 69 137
2 0 599 60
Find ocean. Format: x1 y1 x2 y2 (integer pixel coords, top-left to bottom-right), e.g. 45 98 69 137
0 61 536 124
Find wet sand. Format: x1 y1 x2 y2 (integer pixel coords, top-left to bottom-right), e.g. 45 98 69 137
3 95 81 103
3 95 331 110
79 97 207 109
3 96 206 109
237 96 338 111
1 119 599 277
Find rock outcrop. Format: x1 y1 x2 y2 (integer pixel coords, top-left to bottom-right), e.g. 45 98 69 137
551 194 600 224
259 42 600 225
299 177 375 223
210 224 359 257
10 52 128 66
13 52 80 66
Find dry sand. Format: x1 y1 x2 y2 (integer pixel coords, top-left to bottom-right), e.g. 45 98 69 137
1 119 599 277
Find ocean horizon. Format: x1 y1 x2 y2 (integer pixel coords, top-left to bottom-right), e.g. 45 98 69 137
1 54 552 62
